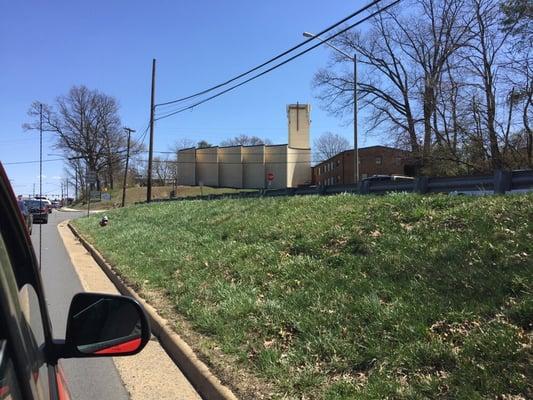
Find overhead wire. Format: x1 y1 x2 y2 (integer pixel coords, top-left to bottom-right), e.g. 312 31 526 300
3 158 64 165
154 0 399 122
155 0 386 108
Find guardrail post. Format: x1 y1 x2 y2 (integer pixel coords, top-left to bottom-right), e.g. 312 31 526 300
414 176 428 194
360 180 370 195
494 170 511 194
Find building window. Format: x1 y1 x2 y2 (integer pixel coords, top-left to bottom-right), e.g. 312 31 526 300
337 159 341 166
337 175 341 183
375 156 383 165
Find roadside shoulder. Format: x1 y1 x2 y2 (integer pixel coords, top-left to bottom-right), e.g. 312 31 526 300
57 221 203 400
62 221 237 400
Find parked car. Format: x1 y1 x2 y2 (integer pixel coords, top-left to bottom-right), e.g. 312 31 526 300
16 200 32 235
23 200 49 224
0 162 151 399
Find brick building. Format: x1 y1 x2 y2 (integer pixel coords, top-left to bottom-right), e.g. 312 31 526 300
312 146 415 186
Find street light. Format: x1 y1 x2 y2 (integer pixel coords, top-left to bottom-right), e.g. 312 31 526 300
47 154 84 200
303 32 359 184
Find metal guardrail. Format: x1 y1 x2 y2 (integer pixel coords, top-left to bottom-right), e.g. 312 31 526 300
140 170 533 204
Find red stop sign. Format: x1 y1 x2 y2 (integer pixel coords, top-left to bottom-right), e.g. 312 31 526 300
267 172 274 181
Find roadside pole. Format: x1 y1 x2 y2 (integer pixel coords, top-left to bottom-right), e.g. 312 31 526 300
122 127 135 207
147 58 156 203
87 180 90 217
39 104 43 270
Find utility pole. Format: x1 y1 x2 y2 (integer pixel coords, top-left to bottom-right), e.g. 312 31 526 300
353 53 359 184
33 183 35 197
147 58 156 203
39 104 43 270
122 127 135 207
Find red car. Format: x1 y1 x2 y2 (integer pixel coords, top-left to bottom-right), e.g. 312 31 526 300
0 162 151 399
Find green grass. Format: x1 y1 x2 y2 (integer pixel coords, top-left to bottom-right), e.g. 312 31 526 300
73 193 533 399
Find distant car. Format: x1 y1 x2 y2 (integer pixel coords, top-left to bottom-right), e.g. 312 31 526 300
1 161 151 400
362 175 415 182
43 199 53 213
17 200 33 235
51 199 61 209
34 196 53 213
24 199 49 224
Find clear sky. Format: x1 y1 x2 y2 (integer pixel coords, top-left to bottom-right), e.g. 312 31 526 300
0 0 383 197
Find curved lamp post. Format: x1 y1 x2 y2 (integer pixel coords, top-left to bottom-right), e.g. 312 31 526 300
303 32 359 183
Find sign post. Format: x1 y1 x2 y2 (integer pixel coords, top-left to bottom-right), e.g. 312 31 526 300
267 172 274 188
86 171 96 217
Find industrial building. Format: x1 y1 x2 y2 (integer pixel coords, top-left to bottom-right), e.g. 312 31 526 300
177 104 312 189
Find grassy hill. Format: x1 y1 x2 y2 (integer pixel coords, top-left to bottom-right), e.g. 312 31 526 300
70 185 247 209
73 193 533 399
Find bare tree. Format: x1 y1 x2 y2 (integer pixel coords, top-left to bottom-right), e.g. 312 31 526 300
197 140 213 148
172 138 195 153
313 132 350 162
314 0 473 172
24 86 123 190
501 0 533 166
220 134 272 146
152 156 174 186
461 0 517 169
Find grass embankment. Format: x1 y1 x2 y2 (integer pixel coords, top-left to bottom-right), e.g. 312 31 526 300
73 194 532 399
70 185 247 210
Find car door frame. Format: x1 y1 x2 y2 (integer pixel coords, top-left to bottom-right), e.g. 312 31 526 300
0 164 60 399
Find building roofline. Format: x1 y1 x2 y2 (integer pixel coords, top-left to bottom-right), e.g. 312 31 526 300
287 146 312 151
312 145 411 167
265 143 288 147
218 145 243 149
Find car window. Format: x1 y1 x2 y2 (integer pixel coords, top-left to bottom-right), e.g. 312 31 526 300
17 201 26 214
0 340 24 400
0 234 50 399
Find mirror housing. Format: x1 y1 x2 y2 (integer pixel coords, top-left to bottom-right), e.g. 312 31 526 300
56 292 150 359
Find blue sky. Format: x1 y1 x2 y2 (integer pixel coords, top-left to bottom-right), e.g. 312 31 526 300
0 1 383 197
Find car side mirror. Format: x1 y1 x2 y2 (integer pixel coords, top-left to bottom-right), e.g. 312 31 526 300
58 292 150 359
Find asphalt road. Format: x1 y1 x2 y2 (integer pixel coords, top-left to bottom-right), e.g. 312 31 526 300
31 209 130 400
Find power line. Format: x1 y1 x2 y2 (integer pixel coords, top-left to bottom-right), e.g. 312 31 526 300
155 0 386 108
3 158 64 165
154 1 399 121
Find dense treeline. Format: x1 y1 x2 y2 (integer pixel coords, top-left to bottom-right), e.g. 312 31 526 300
314 0 532 175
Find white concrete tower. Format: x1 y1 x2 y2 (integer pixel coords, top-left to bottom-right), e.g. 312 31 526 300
287 103 311 149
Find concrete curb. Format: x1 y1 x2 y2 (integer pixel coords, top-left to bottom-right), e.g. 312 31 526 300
67 222 238 400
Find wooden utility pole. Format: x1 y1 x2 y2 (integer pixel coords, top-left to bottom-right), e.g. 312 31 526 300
122 127 135 207
147 58 156 203
39 104 43 270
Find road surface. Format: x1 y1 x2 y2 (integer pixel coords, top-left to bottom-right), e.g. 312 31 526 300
31 209 130 400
